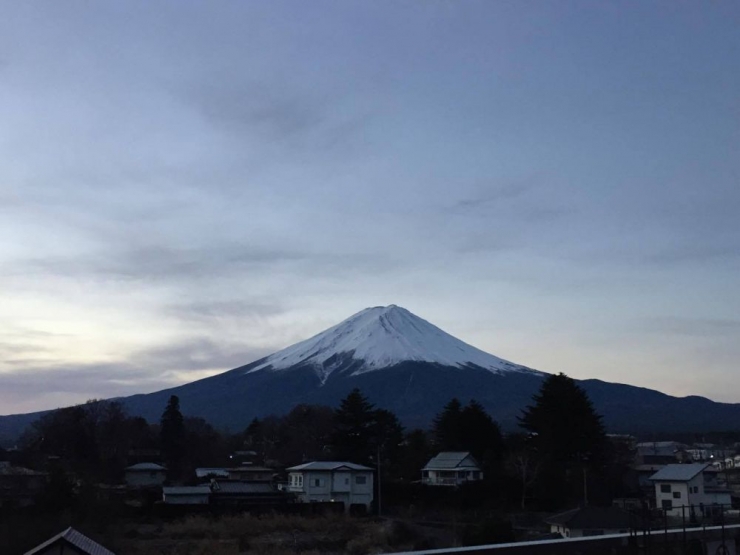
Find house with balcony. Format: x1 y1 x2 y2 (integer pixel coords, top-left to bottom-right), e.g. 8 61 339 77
422 452 483 486
286 461 374 511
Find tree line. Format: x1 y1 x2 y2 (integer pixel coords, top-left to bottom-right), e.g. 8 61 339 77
8 372 636 511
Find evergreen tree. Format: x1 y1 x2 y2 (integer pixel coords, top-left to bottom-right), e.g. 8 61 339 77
432 398 463 450
459 400 503 463
518 373 607 508
331 388 377 463
160 395 184 479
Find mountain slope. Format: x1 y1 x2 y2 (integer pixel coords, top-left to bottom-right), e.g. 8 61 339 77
2 304 740 443
247 305 540 380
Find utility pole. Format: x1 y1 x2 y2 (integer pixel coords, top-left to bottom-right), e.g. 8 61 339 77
583 466 588 507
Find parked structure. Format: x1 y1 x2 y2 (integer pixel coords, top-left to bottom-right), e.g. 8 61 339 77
286 461 374 511
422 452 483 486
23 527 115 555
124 462 167 488
545 506 632 538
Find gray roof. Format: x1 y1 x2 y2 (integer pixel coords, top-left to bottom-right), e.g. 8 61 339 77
286 461 373 472
212 482 275 494
24 527 115 555
125 462 166 471
195 467 230 477
649 463 709 482
423 452 480 471
163 486 211 495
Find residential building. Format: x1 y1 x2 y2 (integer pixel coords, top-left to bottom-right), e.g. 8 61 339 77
650 463 732 518
636 442 685 465
227 466 274 482
0 462 47 508
162 486 211 505
422 452 483 486
195 467 230 479
545 507 632 538
23 527 115 555
286 461 374 511
210 481 288 506
124 462 167 488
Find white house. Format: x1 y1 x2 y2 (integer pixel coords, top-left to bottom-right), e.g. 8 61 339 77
286 461 374 511
162 486 211 505
650 463 731 518
422 452 483 486
124 462 167 488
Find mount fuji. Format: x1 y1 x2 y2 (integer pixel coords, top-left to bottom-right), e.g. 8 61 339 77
3 304 740 441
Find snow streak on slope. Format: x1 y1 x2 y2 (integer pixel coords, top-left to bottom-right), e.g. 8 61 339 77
248 305 541 378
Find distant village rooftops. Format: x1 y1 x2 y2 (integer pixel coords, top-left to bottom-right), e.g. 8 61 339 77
24 526 115 555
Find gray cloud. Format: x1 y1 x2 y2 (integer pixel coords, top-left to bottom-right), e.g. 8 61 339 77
639 317 740 337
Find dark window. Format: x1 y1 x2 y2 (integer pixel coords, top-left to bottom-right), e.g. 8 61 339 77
673 491 681 499
314 479 322 487
355 475 367 485
661 499 672 510
660 484 671 493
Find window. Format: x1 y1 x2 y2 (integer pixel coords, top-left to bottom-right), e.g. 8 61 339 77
660 484 671 493
661 500 672 510
313 478 323 487
355 475 367 485
673 491 681 499
345 478 349 485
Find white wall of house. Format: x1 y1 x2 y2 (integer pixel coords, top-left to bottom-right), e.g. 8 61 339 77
654 475 702 516
288 470 373 509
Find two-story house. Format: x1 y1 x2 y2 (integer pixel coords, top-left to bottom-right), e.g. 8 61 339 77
422 452 483 486
650 463 731 518
286 461 374 511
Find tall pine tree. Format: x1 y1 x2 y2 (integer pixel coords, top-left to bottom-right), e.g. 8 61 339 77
518 373 607 508
160 395 184 479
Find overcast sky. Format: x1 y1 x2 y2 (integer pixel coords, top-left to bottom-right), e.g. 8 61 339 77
1 1 739 415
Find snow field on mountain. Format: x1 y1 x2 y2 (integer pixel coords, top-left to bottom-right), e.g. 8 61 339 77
248 305 539 377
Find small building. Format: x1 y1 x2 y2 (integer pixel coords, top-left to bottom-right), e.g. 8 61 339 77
195 467 230 479
650 463 732 518
286 461 374 511
124 462 167 488
210 481 288 506
23 526 115 555
0 462 47 508
421 452 483 486
227 466 274 482
636 442 685 465
545 506 632 538
162 486 211 505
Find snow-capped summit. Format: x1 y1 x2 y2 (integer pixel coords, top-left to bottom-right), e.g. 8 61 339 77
248 304 539 379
